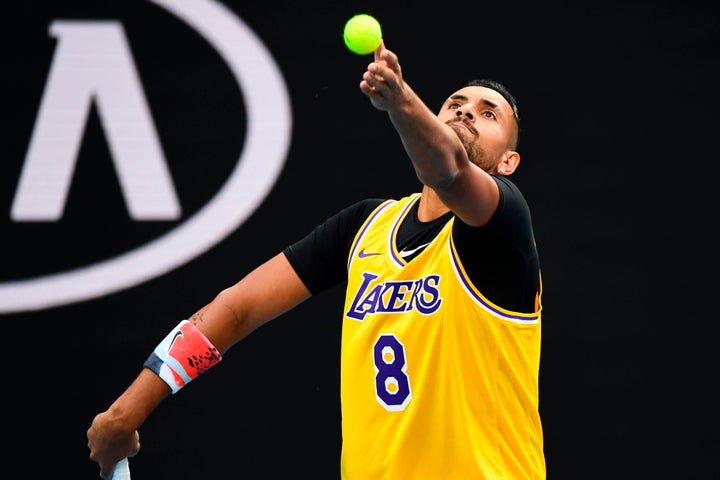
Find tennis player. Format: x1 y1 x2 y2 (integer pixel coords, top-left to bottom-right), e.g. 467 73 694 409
88 41 545 479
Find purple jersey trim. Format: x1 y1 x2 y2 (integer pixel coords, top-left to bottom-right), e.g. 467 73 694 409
448 240 539 323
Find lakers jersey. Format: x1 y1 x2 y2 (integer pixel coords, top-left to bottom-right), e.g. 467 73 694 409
340 194 544 479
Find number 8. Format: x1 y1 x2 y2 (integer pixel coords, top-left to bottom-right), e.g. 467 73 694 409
373 334 412 411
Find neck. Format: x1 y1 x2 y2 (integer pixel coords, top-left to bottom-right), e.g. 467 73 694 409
418 186 451 222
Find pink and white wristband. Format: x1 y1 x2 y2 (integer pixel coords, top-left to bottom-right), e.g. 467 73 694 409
144 320 222 393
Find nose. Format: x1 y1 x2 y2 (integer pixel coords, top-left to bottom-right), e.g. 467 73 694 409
456 108 473 120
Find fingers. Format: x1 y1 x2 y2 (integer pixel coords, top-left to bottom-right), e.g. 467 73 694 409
373 39 386 62
129 430 141 457
359 79 374 97
100 463 114 480
360 42 403 108
377 44 399 74
362 67 385 91
98 458 116 480
364 48 400 91
88 423 141 478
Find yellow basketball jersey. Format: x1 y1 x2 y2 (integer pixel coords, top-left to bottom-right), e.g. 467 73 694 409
340 194 544 479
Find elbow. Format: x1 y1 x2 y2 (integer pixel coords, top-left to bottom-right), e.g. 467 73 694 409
415 143 468 191
213 288 248 336
416 166 459 192
420 173 456 191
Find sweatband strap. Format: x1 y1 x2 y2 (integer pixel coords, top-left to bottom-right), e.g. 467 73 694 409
144 320 222 393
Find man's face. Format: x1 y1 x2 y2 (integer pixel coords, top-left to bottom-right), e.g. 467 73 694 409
437 86 518 171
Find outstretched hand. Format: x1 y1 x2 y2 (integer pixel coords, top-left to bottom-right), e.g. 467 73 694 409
359 41 411 112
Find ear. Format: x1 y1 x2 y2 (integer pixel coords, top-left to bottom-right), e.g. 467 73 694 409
496 150 520 175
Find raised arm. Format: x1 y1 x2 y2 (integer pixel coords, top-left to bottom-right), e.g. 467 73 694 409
359 43 519 227
87 252 311 479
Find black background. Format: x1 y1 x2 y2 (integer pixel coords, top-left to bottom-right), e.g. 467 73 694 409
5 1 719 478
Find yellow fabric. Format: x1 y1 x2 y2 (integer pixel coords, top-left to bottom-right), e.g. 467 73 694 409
340 194 545 479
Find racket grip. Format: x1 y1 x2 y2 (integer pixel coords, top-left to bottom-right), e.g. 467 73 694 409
112 458 131 480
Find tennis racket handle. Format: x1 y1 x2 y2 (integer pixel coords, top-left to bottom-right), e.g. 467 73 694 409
112 458 131 480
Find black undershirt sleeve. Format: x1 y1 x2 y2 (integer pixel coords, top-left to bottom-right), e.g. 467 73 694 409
452 175 540 313
282 199 384 294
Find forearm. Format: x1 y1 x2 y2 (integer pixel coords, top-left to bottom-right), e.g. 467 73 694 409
361 47 468 190
87 368 169 472
387 92 468 190
106 368 171 431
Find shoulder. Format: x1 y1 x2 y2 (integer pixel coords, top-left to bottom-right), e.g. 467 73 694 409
282 198 389 294
331 198 386 230
454 175 534 241
492 175 526 203
490 175 531 222
351 198 386 219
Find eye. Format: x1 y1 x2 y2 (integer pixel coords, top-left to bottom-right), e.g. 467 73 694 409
448 103 461 110
482 110 497 120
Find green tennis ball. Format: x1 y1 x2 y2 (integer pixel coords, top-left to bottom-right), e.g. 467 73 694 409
343 14 382 55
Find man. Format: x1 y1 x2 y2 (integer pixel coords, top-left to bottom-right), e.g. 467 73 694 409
88 42 545 479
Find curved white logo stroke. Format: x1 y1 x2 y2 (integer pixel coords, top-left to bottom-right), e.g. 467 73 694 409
0 0 292 313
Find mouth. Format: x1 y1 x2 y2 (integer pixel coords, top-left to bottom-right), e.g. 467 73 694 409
448 119 476 135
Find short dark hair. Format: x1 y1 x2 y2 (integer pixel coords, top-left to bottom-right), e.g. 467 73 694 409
465 79 520 149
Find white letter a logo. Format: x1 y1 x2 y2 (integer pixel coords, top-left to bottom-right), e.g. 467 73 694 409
12 21 181 221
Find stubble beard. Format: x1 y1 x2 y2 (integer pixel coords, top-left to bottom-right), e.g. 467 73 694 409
449 120 495 173
461 137 492 172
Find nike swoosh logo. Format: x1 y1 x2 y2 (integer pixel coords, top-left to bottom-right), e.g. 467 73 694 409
168 330 184 350
399 242 430 258
358 248 382 258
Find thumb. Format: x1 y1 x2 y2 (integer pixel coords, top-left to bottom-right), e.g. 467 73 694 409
374 40 386 61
